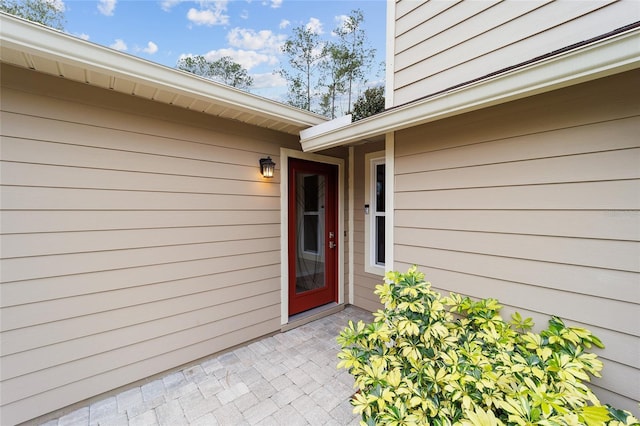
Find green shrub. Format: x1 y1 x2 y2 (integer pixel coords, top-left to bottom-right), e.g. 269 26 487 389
337 266 639 426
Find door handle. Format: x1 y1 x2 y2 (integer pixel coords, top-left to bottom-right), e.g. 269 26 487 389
329 241 336 249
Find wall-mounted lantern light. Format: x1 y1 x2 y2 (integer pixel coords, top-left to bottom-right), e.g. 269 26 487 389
260 157 276 178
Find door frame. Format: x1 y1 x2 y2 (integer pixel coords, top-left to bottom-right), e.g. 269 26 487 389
280 148 345 325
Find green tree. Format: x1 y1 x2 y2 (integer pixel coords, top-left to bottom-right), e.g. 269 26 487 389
318 42 350 118
283 76 309 110
278 9 376 117
177 55 253 90
351 85 385 121
333 9 375 113
278 25 325 112
1 0 65 30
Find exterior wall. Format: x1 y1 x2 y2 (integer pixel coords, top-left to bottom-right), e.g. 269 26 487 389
392 0 639 106
393 69 640 412
0 64 301 425
352 142 386 312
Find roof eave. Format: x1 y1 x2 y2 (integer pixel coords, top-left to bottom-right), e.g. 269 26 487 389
0 13 326 133
300 25 640 152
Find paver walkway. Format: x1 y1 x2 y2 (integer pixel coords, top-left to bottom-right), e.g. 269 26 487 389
40 306 373 426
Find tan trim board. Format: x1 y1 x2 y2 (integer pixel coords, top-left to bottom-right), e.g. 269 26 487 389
385 0 396 108
348 146 355 304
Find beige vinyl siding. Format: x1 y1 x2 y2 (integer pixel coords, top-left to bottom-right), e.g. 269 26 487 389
352 143 386 312
393 70 640 412
0 64 299 425
393 0 638 105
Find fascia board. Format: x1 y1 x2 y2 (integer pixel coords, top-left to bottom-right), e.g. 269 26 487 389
299 114 352 139
301 26 640 152
0 14 326 129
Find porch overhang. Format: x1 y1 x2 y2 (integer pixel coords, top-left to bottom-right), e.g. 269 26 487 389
300 24 640 152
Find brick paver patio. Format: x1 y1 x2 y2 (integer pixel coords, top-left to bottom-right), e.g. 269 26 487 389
39 306 373 426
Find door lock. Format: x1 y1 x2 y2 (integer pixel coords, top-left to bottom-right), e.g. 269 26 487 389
329 231 335 239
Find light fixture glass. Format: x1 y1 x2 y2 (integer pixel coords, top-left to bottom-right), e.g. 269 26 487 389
260 157 276 178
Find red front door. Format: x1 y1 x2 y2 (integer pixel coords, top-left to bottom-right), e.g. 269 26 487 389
288 158 339 315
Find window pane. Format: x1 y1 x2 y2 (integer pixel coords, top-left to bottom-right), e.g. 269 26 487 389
376 164 385 212
376 216 385 265
304 215 318 252
304 175 318 211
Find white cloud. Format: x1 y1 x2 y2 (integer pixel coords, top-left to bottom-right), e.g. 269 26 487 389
142 41 158 54
78 33 90 40
279 19 290 29
306 17 323 35
98 0 117 16
203 48 276 70
160 0 181 11
240 9 249 19
227 28 285 53
332 14 348 35
187 1 229 26
270 0 282 8
186 8 226 26
251 72 286 89
110 39 127 51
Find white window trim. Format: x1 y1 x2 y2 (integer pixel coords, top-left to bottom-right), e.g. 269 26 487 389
364 151 386 276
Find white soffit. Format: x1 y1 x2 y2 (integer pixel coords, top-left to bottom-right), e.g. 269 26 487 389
0 13 326 135
300 25 640 152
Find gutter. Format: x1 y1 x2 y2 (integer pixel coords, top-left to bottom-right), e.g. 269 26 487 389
300 23 640 152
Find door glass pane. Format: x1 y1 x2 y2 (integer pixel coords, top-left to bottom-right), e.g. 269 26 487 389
296 172 325 294
304 175 319 211
303 215 319 252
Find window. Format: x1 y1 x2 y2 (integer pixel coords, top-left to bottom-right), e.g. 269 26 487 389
302 174 322 254
373 161 385 266
365 152 385 274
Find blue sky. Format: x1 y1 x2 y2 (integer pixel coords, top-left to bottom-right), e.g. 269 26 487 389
60 0 387 103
